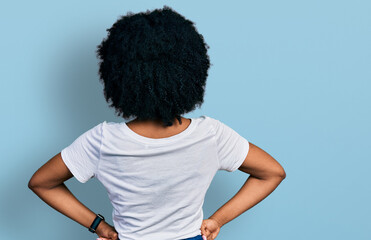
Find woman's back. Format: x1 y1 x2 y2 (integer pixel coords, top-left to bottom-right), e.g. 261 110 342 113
60 115 250 240
28 6 285 240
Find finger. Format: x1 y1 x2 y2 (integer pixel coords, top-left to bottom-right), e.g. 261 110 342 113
212 230 220 239
200 224 208 236
110 232 119 240
202 225 210 235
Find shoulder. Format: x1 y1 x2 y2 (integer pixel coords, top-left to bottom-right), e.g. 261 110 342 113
201 115 243 140
198 114 217 123
197 115 221 135
200 114 220 126
73 122 104 139
101 120 124 130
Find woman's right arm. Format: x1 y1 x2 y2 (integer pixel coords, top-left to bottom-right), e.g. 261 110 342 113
201 142 286 239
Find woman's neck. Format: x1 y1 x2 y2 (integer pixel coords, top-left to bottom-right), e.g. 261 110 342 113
126 117 191 139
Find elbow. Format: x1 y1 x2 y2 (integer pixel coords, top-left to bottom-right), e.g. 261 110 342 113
28 171 42 189
277 167 286 180
28 175 40 189
28 179 36 189
280 169 286 179
258 168 286 181
269 166 286 180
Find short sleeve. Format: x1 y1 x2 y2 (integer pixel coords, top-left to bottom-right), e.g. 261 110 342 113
61 122 103 183
211 118 250 172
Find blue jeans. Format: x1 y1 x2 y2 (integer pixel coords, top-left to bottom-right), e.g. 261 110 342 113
117 234 203 240
181 235 203 240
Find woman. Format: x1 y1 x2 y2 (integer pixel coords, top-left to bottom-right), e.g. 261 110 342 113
28 5 286 240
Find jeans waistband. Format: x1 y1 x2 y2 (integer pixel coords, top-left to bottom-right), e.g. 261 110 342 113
181 234 203 240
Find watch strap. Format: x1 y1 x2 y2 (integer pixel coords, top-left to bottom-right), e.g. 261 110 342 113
89 214 105 233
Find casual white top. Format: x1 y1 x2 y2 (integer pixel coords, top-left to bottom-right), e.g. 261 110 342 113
61 115 250 240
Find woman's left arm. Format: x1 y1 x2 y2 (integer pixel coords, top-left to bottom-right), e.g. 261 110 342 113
28 152 118 239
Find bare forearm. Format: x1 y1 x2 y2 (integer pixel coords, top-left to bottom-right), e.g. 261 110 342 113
29 183 97 230
209 175 285 227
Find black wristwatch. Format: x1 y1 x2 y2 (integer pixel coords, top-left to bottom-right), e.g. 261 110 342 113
88 213 105 233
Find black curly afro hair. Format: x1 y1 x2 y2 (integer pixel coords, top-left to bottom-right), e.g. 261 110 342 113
96 5 211 127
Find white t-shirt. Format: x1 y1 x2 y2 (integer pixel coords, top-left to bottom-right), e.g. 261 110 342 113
61 115 250 240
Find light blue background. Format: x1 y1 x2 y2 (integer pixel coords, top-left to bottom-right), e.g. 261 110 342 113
1 1 370 239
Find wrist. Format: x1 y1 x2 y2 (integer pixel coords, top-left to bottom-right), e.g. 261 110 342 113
95 220 107 235
89 213 105 234
209 216 223 228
